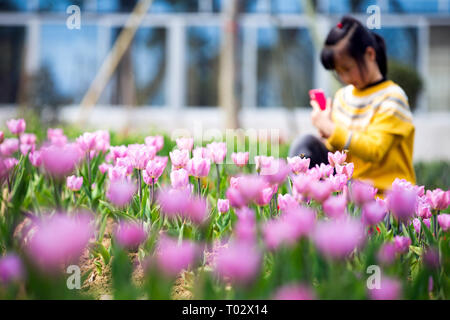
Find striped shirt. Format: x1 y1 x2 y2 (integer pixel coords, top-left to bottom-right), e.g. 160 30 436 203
325 80 416 194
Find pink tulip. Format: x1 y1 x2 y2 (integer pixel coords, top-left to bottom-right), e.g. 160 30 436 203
315 163 334 179
234 209 257 244
255 155 275 172
412 218 421 234
176 137 194 151
114 221 147 250
47 128 67 146
287 156 310 174
214 241 261 285
186 156 210 178
27 213 94 271
76 132 97 153
106 178 136 207
335 162 354 180
424 218 431 229
115 157 134 175
255 185 276 206
145 135 164 152
377 242 397 265
93 130 110 152
108 165 128 182
99 163 112 174
386 187 418 223
351 180 377 206
6 118 26 135
328 173 349 193
277 194 298 212
128 144 156 170
29 150 42 167
313 218 365 259
66 175 83 191
144 158 166 182
169 149 190 169
184 196 208 225
273 284 316 300
207 142 227 164
394 236 411 254
20 133 36 146
328 151 347 167
392 178 424 197
438 213 450 231
157 188 191 218
170 168 189 189
193 147 211 159
308 180 333 203
416 197 432 219
426 188 448 210
368 276 402 300
231 152 249 167
260 158 290 185
156 236 198 277
41 143 81 178
292 173 316 196
322 195 347 219
217 199 230 213
0 254 24 284
0 138 19 157
226 187 247 208
362 199 387 226
4 158 18 171
109 146 128 161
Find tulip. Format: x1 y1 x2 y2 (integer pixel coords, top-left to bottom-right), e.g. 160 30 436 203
108 166 128 182
368 276 402 300
145 135 164 152
214 241 261 285
99 163 112 174
322 195 347 219
273 284 316 300
394 236 411 254
47 128 68 146
106 178 136 207
114 221 147 250
115 157 134 175
416 197 432 219
217 199 230 214
0 254 24 285
377 242 397 265
255 155 274 172
328 150 347 167
286 156 310 174
0 138 19 157
231 152 249 168
169 149 190 169
76 132 97 153
412 218 421 234
335 162 354 179
361 199 387 226
260 158 290 185
144 158 166 182
386 187 418 223
193 147 211 159
93 130 110 153
109 146 128 161
157 188 191 218
313 218 365 260
41 143 81 179
27 213 94 271
176 137 194 151
226 187 246 208
128 144 156 170
156 236 198 277
351 180 377 206
438 213 450 232
292 173 316 196
66 175 83 191
29 150 42 167
308 180 333 203
184 196 208 225
315 163 334 179
426 188 448 210
207 142 227 164
170 168 189 190
6 118 26 136
277 194 298 212
186 157 210 178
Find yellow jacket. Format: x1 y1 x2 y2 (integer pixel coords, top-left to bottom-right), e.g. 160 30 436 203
325 80 416 194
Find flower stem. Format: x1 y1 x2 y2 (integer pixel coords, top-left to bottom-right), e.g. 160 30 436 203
52 177 62 210
86 153 91 188
215 163 220 197
137 169 142 204
150 177 155 209
197 178 201 197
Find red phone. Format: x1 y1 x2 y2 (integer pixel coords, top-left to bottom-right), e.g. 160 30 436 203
309 89 327 111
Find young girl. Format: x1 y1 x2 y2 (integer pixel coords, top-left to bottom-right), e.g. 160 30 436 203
289 16 416 194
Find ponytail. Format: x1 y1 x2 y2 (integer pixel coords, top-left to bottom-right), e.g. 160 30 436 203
321 16 388 79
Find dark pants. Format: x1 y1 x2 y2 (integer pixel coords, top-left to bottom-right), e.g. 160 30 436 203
288 134 329 169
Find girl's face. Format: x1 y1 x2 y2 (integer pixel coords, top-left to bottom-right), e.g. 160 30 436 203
333 46 379 90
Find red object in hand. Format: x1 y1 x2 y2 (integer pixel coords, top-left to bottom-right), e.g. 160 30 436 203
309 89 327 111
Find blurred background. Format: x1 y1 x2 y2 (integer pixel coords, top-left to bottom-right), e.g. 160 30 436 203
0 0 449 163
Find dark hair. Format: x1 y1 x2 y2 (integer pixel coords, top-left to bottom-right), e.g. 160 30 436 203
320 16 388 79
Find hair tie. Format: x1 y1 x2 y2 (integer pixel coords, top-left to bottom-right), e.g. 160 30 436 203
337 22 343 29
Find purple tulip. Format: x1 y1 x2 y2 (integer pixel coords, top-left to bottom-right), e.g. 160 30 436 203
114 221 147 250
361 199 387 226
386 186 418 223
106 178 136 207
313 218 365 260
377 242 397 265
394 236 411 254
351 180 377 206
27 213 94 271
0 254 24 284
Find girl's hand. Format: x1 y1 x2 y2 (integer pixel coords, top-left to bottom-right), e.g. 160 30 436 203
310 98 335 139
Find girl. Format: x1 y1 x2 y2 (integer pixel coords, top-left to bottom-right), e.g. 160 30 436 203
289 16 416 194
